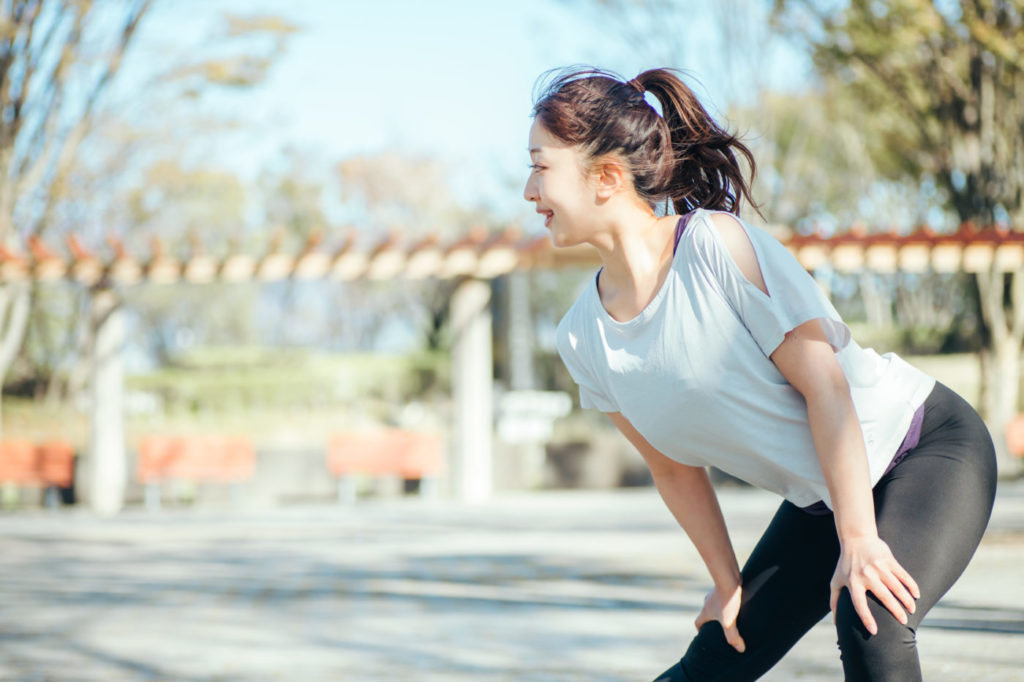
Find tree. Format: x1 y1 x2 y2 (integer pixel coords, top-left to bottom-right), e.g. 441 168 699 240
772 0 1024 473
0 0 153 435
0 4 300 417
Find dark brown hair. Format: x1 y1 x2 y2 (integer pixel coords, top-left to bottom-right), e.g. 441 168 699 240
532 67 760 218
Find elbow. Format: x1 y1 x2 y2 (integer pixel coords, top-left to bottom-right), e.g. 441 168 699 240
641 449 702 481
789 355 851 405
809 363 849 397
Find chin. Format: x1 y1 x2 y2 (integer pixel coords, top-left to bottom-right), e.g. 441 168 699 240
549 229 581 249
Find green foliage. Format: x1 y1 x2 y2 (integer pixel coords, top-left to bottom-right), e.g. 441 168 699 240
831 270 983 355
733 89 938 231
125 347 450 417
773 0 1024 226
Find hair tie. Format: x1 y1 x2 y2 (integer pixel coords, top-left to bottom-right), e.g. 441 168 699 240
626 78 645 94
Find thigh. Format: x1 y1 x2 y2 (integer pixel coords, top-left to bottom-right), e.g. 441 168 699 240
874 385 996 620
655 502 840 682
834 383 997 681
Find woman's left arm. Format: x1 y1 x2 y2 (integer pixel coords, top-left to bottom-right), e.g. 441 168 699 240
770 323 920 634
708 213 920 634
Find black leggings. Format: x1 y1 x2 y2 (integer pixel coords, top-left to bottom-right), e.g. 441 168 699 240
654 382 997 682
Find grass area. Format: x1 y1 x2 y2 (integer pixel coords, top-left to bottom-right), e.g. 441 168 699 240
126 347 449 412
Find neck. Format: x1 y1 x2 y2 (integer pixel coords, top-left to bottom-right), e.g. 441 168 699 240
591 209 676 291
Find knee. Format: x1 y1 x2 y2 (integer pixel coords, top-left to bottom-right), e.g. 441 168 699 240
676 621 738 680
834 589 920 682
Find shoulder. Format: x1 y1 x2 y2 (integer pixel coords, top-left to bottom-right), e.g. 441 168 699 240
555 279 596 356
696 210 769 295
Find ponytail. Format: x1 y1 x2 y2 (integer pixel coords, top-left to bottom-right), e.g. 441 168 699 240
532 66 761 219
635 69 761 217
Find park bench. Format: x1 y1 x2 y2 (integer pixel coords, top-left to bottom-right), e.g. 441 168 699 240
0 440 75 507
137 435 255 510
327 430 443 503
1006 415 1024 459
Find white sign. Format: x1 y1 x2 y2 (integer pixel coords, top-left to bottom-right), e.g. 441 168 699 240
497 390 572 444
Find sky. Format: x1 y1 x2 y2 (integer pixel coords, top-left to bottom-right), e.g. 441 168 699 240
125 0 810 229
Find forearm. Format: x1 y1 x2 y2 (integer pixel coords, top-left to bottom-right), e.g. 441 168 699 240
805 380 878 541
606 411 741 590
651 464 741 590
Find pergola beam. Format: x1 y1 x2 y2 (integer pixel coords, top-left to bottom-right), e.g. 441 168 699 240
4 224 1022 286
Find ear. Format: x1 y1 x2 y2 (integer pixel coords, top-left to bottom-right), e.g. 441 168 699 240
592 157 629 200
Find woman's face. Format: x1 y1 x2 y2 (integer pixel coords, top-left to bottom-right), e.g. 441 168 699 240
523 119 597 247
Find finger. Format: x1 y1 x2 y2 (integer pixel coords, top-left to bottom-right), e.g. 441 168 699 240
694 614 706 631
892 562 921 601
723 623 746 653
830 586 839 624
868 576 909 625
851 588 878 635
880 570 916 615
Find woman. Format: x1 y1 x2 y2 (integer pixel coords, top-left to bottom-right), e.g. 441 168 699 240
523 67 996 681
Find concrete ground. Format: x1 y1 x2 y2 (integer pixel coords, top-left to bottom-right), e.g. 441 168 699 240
1 480 1023 681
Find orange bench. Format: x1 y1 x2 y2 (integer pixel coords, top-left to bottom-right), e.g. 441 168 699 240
137 435 255 509
0 440 75 507
1006 415 1024 458
327 430 443 502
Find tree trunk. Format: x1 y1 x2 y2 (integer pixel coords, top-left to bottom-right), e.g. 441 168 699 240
506 272 535 391
975 268 1024 477
859 272 893 330
0 282 32 440
980 339 1023 476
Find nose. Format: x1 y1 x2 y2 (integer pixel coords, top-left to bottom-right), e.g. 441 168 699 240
523 172 537 203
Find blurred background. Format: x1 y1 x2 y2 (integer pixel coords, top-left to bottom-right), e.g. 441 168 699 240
2 1 1024 680
3 0 1022 512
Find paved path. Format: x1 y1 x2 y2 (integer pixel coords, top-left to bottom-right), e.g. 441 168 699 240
2 480 1023 681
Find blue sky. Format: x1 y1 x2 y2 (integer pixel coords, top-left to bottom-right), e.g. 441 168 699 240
128 0 809 226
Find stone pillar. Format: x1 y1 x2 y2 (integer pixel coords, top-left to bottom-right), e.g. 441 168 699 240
451 278 493 503
503 271 546 489
89 287 126 516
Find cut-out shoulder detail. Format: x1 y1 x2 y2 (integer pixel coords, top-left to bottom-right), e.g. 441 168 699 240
706 212 769 296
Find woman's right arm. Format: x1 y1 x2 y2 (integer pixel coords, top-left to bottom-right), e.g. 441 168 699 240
606 411 746 652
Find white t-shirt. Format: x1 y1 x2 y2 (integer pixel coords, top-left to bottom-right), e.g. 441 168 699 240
556 208 935 509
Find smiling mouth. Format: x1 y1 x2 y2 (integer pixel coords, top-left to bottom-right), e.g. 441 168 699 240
540 210 553 227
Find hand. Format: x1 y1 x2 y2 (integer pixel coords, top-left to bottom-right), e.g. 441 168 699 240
695 582 746 653
830 535 920 635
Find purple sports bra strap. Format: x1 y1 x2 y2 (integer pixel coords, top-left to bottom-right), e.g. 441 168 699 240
672 210 697 255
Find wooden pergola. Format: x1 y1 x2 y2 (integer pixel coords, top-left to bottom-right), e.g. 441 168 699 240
2 222 1021 514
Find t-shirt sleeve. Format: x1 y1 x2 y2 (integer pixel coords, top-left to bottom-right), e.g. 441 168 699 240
555 314 619 412
693 213 851 358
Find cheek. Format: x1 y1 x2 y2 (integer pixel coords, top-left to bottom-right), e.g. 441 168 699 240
543 174 577 208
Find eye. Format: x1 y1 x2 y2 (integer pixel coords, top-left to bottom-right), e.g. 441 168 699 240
528 163 545 172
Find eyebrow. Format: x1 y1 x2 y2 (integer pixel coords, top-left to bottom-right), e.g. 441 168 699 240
528 147 541 154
